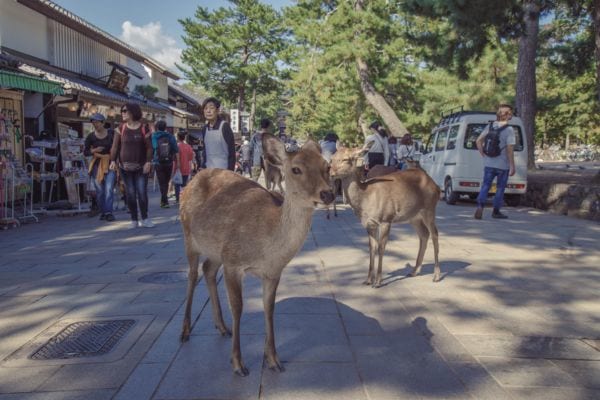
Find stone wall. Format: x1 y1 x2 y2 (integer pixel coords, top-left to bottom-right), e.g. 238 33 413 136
522 180 600 221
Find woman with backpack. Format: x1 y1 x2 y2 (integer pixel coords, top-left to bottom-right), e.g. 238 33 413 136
109 102 154 228
151 120 179 208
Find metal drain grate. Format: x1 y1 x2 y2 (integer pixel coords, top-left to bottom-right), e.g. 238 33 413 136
29 320 135 360
138 271 188 284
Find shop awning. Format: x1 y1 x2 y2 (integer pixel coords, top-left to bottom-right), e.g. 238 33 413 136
0 69 64 95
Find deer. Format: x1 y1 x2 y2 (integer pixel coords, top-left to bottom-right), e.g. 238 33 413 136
179 134 334 377
264 158 285 193
330 147 441 287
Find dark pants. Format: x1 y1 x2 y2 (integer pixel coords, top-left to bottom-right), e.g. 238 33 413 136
174 175 189 202
120 169 149 221
368 152 385 169
477 166 509 210
155 163 172 205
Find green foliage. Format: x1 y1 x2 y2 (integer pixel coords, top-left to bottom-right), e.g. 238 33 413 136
133 84 159 100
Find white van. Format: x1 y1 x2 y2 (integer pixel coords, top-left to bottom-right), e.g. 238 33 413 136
420 111 528 206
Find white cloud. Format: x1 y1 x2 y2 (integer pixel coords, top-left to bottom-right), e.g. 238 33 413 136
120 21 182 72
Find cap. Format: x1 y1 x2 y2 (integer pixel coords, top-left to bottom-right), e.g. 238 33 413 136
90 113 106 122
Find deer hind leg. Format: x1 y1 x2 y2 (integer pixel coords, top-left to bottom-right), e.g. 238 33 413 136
425 217 441 282
203 259 231 336
181 248 200 342
410 220 430 278
224 268 248 376
364 223 379 285
262 276 284 372
374 222 391 288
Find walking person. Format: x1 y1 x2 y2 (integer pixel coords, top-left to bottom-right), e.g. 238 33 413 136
200 97 235 170
474 104 516 220
174 130 195 203
320 132 338 163
240 139 252 177
151 120 179 208
250 119 270 181
362 121 389 169
397 133 415 170
109 102 154 228
84 113 116 221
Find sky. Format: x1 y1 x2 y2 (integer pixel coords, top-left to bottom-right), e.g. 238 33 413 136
52 0 292 73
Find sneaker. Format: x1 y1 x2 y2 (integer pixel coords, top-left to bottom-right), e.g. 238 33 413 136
105 214 115 222
99 214 106 221
474 207 483 220
140 219 155 228
129 220 138 229
160 203 170 209
492 211 508 219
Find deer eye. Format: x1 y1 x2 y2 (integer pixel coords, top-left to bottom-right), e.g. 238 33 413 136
292 167 302 175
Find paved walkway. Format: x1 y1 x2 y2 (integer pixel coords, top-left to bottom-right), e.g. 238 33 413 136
0 191 598 400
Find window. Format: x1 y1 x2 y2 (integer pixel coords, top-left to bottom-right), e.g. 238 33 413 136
464 124 524 151
446 125 459 150
434 128 448 152
425 134 435 153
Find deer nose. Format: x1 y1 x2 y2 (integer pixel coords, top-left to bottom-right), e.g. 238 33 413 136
320 190 335 205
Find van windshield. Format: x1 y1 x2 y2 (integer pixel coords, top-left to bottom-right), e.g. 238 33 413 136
464 124 524 151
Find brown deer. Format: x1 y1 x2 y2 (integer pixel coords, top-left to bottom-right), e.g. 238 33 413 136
179 134 334 376
330 147 441 287
264 158 285 192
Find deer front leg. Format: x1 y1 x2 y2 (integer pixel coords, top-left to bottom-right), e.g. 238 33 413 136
364 223 379 285
426 219 441 282
374 222 391 288
181 249 199 342
263 276 284 372
224 269 248 376
202 259 231 336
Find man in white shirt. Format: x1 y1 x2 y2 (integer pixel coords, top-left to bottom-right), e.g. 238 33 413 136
362 121 389 169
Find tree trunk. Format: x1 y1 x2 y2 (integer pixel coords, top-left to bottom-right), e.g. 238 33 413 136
354 0 408 138
249 87 257 134
356 58 408 138
515 1 540 170
593 0 600 103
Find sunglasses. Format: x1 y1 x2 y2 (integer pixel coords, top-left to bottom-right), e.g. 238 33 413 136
121 109 128 113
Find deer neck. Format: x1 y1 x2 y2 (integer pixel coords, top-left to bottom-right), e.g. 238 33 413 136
340 170 367 216
273 194 314 257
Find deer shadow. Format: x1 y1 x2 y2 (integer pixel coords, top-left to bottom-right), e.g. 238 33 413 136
379 261 471 287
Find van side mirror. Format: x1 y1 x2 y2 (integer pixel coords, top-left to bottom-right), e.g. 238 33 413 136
420 145 427 154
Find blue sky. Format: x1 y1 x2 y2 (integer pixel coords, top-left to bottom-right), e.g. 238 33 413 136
52 0 292 71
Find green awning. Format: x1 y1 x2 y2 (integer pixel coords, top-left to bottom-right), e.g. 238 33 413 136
0 70 64 95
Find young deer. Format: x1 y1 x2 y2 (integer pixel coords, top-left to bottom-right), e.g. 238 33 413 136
179 134 334 376
330 147 441 287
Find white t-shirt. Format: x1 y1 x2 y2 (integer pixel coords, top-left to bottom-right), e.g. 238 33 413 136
478 122 516 170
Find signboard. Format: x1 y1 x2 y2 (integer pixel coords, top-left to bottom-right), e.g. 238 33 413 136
106 68 129 93
230 109 239 133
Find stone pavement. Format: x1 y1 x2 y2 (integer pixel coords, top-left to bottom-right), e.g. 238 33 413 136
0 191 599 400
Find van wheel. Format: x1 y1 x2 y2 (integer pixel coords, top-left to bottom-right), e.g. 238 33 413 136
468 193 478 200
505 194 521 207
444 179 459 205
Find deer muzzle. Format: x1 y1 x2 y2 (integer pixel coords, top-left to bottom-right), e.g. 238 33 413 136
319 190 335 205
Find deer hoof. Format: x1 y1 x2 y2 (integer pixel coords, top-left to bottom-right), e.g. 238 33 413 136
362 279 372 285
234 366 249 377
267 359 285 372
180 332 190 342
216 325 232 337
432 273 441 283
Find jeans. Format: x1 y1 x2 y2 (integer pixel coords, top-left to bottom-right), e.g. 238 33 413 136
155 163 172 205
91 165 115 215
120 169 149 221
174 175 189 202
477 166 509 210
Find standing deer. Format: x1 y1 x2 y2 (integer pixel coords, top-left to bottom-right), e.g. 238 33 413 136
179 134 334 376
264 158 285 193
330 147 441 287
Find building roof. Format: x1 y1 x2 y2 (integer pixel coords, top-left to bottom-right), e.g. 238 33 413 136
168 84 203 106
16 0 180 80
18 61 170 114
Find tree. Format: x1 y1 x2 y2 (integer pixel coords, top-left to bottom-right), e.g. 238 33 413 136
179 0 286 130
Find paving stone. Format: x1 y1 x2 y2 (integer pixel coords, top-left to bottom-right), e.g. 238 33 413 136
448 362 513 400
507 387 600 400
260 362 366 400
456 335 600 360
113 362 170 400
0 366 59 393
551 360 600 389
154 334 264 399
478 356 578 387
0 389 116 400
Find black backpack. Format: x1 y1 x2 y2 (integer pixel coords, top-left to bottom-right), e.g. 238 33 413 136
482 123 508 158
157 136 173 164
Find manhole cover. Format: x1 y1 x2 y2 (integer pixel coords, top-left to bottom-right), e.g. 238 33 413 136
138 271 188 284
29 320 135 360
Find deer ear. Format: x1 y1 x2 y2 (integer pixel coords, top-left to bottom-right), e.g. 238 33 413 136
262 133 287 167
302 139 321 154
